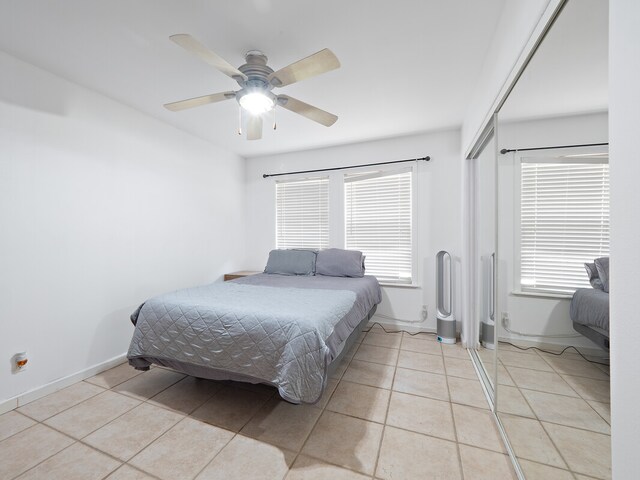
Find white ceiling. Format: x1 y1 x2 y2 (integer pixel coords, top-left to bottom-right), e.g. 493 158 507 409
500 0 608 120
0 0 506 157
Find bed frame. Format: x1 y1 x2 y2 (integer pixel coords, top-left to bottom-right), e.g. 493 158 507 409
573 322 609 351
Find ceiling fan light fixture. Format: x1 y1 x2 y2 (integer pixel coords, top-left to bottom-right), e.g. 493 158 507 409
238 91 275 115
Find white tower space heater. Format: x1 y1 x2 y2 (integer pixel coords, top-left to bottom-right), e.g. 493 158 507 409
436 251 456 344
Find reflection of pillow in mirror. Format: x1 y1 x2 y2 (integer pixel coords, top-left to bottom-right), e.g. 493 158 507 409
584 262 604 290
594 257 610 293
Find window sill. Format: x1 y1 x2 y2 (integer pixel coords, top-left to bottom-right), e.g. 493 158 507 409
380 282 421 289
510 290 573 300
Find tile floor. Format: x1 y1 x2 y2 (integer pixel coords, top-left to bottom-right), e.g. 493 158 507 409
479 343 611 480
0 326 519 480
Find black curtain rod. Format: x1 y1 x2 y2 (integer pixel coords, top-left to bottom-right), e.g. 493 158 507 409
500 142 608 155
262 155 430 178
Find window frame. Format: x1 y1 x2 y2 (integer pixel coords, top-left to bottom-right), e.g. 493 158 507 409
274 174 330 251
343 164 419 287
513 147 610 297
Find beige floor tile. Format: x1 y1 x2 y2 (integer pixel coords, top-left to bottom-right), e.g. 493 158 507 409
393 367 449 401
561 374 610 403
452 403 505 453
447 376 488 409
353 343 399 366
362 331 401 349
106 464 156 480
403 332 437 342
0 411 36 442
0 424 74 479
588 400 611 424
397 350 445 374
85 363 142 389
326 381 390 423
330 356 351 380
497 363 516 386
147 376 222 414
499 414 566 468
83 403 183 461
441 344 471 360
285 455 369 480
112 368 185 401
542 356 609 380
522 390 610 434
401 336 442 355
376 426 461 480
191 385 272 432
369 324 402 336
45 390 140 439
17 382 104 421
518 459 575 480
459 444 517 480
196 434 295 480
444 357 478 380
499 351 555 372
302 411 383 475
387 391 455 441
543 422 611 479
342 359 395 389
506 366 579 397
314 378 339 410
477 346 497 365
241 397 322 451
16 442 120 480
496 385 535 418
130 417 233 480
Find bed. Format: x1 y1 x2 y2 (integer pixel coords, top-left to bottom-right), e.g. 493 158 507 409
127 270 381 404
570 288 609 350
570 257 610 351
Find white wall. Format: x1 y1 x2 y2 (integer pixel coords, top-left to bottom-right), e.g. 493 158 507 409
461 0 553 155
0 51 246 405
496 112 608 349
244 130 463 332
609 0 640 476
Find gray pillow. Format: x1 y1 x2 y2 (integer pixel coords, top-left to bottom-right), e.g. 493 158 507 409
264 249 317 276
316 248 365 277
584 262 604 290
594 257 610 293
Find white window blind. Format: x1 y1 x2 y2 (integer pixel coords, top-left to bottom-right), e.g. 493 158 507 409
276 177 329 249
520 159 610 294
345 168 413 284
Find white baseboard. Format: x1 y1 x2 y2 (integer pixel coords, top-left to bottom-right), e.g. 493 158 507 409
368 316 437 335
498 336 608 358
0 353 127 415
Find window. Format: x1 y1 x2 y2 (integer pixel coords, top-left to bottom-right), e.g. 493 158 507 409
276 177 329 249
345 168 413 284
519 158 610 294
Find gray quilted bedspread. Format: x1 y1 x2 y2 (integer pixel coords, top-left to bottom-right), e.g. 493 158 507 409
127 274 381 403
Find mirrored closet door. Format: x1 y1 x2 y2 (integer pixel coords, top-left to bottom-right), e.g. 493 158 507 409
469 123 498 402
493 0 611 478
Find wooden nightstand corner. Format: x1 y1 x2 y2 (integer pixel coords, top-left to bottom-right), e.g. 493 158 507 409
223 270 262 281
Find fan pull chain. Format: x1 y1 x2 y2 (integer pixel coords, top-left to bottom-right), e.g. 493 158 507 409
273 105 277 131
237 105 242 135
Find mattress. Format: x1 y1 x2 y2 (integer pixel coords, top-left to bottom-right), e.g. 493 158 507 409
570 288 609 333
127 273 381 403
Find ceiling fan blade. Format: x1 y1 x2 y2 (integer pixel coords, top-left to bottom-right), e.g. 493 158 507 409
277 95 338 127
163 91 236 111
170 34 247 80
268 49 340 87
247 115 263 140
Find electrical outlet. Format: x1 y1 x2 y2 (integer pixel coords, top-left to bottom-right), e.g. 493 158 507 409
501 312 510 328
421 305 428 320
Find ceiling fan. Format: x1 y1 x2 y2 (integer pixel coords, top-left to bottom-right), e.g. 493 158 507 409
164 34 340 140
